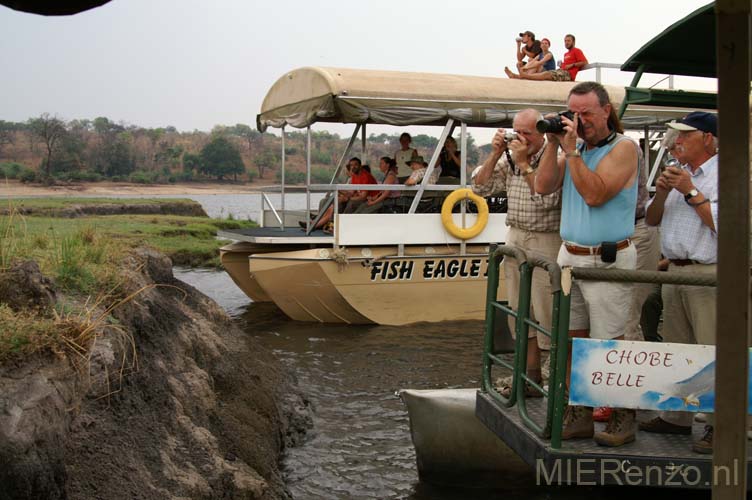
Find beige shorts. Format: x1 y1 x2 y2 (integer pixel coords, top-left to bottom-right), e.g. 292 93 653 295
557 242 636 339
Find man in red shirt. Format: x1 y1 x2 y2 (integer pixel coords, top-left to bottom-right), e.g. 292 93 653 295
343 157 378 213
505 34 588 82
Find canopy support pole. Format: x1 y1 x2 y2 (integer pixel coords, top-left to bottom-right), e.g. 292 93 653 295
409 119 453 214
617 64 645 118
281 126 286 228
713 2 750 498
460 122 467 255
305 126 312 231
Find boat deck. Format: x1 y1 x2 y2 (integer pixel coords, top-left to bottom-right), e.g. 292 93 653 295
218 226 334 244
476 392 752 489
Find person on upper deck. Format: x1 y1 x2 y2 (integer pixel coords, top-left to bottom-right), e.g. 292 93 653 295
535 81 639 448
641 112 719 454
472 108 561 397
505 34 587 82
515 30 542 73
518 38 556 75
395 132 419 178
438 136 462 178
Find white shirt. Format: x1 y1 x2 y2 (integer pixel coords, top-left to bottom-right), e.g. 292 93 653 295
649 155 718 263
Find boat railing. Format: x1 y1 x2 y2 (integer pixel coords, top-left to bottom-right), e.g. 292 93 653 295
481 243 718 449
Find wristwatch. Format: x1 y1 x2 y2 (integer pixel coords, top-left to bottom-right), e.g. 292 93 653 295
684 188 699 202
522 166 536 177
565 150 581 158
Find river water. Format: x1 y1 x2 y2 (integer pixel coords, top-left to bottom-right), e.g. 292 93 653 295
50 192 707 498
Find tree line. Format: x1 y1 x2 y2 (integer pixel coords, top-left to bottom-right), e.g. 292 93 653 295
0 114 482 184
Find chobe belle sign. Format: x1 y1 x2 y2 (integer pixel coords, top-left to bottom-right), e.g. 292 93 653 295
569 339 752 413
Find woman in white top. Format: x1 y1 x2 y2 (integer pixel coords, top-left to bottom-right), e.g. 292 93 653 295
394 132 418 178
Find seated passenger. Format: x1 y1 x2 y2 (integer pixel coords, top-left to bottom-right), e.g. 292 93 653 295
404 156 441 186
515 30 542 72
438 136 462 178
354 157 400 214
308 157 376 231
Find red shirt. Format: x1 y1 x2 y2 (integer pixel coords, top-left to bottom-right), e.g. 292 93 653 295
350 169 378 197
563 47 587 81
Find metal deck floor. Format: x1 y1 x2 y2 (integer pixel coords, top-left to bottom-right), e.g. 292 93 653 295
476 391 752 489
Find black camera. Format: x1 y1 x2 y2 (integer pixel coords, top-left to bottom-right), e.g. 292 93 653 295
536 111 575 134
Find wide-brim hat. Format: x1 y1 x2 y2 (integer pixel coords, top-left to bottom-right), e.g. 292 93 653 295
409 155 426 166
667 111 718 137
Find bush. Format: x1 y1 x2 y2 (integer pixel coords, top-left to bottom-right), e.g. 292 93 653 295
275 170 306 184
18 168 37 183
0 162 24 180
128 170 160 184
174 171 194 182
246 169 258 182
55 170 104 182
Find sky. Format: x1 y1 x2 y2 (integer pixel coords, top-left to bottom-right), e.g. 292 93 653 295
0 0 715 145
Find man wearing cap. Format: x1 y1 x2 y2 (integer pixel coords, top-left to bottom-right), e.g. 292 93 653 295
641 111 719 454
535 81 640 447
471 108 561 398
506 34 587 82
515 30 542 72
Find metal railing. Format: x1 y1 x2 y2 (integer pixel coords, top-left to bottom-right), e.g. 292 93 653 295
481 244 719 449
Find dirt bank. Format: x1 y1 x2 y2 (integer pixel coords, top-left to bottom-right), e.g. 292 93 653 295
0 180 277 197
0 249 311 500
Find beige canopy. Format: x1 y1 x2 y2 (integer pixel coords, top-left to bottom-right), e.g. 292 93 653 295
256 66 708 131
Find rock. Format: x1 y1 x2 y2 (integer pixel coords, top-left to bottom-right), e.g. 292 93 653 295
0 248 310 499
0 261 57 311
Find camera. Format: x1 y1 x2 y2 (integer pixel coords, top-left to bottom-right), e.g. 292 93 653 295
536 111 575 134
503 131 518 144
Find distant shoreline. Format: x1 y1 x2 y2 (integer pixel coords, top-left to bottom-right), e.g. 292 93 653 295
0 179 280 197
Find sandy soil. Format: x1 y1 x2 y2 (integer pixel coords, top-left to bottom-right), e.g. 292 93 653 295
0 180 278 197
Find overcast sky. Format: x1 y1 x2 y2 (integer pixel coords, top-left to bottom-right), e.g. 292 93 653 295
1 0 714 144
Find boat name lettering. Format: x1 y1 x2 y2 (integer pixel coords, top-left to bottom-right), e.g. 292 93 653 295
370 260 415 281
422 259 483 280
369 258 485 281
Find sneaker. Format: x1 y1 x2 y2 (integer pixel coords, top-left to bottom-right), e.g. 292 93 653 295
594 409 636 447
638 416 692 435
593 407 612 422
692 425 713 454
562 405 594 440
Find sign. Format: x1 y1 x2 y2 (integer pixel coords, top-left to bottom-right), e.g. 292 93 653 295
569 338 752 413
368 257 488 282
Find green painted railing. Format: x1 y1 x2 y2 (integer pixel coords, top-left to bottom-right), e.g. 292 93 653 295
481 244 719 449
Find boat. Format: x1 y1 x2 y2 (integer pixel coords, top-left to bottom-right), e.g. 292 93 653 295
219 66 701 325
398 388 530 486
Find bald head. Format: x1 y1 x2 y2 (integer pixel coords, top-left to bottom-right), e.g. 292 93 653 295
512 108 546 155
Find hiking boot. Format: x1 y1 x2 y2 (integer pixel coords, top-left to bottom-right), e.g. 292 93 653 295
594 408 636 447
692 425 714 454
638 416 692 435
562 405 594 439
593 406 612 422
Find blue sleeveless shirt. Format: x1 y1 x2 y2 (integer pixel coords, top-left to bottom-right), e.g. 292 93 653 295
560 134 637 245
541 52 556 71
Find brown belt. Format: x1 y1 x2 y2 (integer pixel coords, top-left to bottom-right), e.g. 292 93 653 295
669 259 702 266
564 239 631 256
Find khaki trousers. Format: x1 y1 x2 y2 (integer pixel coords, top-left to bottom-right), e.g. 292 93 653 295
624 220 661 341
503 227 562 351
660 262 717 427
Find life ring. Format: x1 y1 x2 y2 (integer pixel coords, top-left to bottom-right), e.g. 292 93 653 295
440 188 489 240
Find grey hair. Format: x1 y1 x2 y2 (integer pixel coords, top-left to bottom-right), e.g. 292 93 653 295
662 128 679 150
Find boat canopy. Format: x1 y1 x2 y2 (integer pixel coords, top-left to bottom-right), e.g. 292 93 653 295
256 66 707 132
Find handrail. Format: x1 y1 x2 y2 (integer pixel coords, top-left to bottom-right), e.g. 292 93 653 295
260 192 284 230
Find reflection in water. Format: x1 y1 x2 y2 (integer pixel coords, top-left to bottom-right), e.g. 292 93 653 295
175 269 713 500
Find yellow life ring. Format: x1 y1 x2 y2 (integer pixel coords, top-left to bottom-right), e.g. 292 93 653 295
440 188 489 240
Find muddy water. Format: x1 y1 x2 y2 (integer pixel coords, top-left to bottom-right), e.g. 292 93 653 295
174 268 712 500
